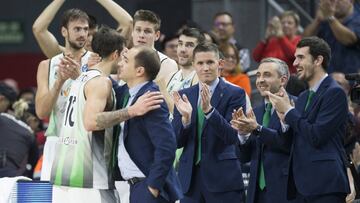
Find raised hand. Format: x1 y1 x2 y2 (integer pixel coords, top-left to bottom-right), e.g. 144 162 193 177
231 107 258 134
58 55 81 80
87 52 102 67
173 91 192 125
265 87 291 114
200 83 212 114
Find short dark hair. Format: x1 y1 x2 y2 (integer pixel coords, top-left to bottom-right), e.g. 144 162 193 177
61 8 89 28
213 11 233 24
91 26 125 58
193 43 220 60
161 33 179 50
87 14 98 30
180 27 206 45
297 36 331 70
134 46 160 81
133 10 161 31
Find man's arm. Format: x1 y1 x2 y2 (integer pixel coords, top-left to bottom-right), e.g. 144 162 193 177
327 17 358 46
83 76 112 131
32 0 65 58
144 101 177 195
35 60 63 119
89 90 164 131
206 87 246 145
96 0 133 42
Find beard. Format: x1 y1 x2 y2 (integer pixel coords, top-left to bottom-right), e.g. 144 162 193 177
68 38 85 50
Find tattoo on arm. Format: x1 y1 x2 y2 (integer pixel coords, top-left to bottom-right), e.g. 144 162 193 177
95 108 130 129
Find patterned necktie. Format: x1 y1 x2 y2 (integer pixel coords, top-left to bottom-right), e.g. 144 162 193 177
259 103 272 190
304 90 315 111
195 107 205 165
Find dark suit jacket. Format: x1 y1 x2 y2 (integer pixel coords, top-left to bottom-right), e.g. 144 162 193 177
240 97 295 203
172 78 246 194
285 76 350 198
114 81 183 202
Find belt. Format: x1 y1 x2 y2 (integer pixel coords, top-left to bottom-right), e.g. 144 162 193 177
127 177 145 185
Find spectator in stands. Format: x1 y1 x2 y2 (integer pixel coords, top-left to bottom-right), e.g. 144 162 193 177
303 0 360 74
0 82 17 113
252 11 301 74
219 43 252 96
18 88 36 103
161 34 179 63
0 99 39 178
212 11 251 72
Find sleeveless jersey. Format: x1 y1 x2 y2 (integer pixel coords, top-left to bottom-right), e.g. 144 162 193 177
46 51 92 137
51 69 116 189
157 51 169 64
166 69 197 93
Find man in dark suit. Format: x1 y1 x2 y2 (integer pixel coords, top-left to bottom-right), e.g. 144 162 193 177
231 57 298 203
115 45 182 203
172 43 246 203
266 36 350 202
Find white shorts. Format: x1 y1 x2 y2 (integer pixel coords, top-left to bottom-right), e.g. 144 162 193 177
53 185 120 203
40 136 58 181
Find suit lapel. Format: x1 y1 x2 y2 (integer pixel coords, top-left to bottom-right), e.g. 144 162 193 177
189 85 199 127
202 79 225 129
124 82 153 140
303 76 331 117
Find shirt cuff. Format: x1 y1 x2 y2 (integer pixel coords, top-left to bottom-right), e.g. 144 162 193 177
204 108 215 119
284 107 295 118
238 133 250 144
280 122 289 133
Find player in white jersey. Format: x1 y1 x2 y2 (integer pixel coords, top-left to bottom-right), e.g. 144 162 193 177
131 10 178 85
35 8 91 181
32 0 133 58
51 26 165 203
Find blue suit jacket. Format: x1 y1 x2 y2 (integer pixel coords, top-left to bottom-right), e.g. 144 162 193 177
172 78 246 194
285 76 350 198
114 81 183 202
240 97 296 203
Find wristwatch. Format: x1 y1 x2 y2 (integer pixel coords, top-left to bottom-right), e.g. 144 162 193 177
253 124 263 135
327 15 336 23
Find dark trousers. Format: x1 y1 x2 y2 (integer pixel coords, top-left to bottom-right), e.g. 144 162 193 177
181 165 244 203
129 179 171 203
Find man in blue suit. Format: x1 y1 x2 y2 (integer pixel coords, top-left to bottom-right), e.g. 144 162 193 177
115 45 182 203
231 57 298 203
172 43 246 203
266 36 350 202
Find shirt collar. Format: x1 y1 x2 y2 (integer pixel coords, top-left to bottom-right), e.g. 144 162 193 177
310 73 328 93
129 81 149 98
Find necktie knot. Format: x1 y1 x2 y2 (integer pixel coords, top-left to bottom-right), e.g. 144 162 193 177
265 103 272 112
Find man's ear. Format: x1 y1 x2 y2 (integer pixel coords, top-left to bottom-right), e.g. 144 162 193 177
314 55 324 67
110 50 119 60
154 30 161 41
136 66 145 77
280 75 288 87
61 26 67 38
